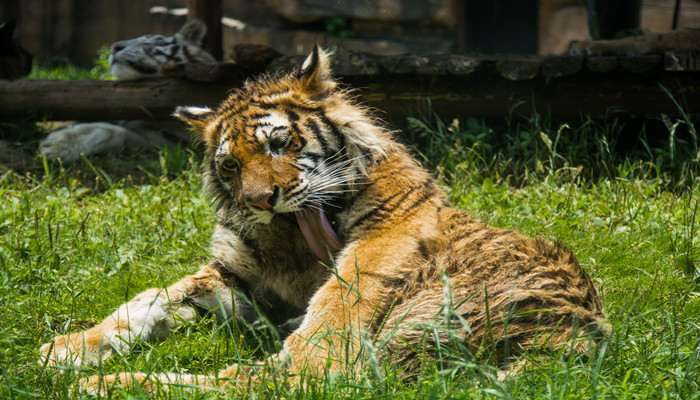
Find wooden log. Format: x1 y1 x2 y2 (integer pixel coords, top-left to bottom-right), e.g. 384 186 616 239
327 52 381 76
343 71 700 117
496 58 541 81
445 56 483 74
2 55 700 121
380 55 433 74
161 62 244 81
619 55 661 73
541 56 583 77
587 56 618 73
0 79 237 121
231 44 282 70
269 54 484 76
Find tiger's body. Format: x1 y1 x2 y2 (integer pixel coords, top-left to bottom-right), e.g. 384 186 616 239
39 19 214 162
40 48 607 391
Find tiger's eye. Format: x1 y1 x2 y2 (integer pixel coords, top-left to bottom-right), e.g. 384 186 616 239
220 158 238 172
269 133 291 153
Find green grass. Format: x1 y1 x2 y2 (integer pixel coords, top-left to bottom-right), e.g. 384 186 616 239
27 46 113 81
1 109 699 399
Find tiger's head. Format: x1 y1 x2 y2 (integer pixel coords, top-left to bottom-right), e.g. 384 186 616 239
109 18 215 80
175 47 398 259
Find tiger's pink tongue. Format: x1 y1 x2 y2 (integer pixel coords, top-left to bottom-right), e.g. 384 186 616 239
295 206 343 264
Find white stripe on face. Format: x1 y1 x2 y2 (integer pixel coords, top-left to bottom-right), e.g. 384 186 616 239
255 112 289 142
218 139 230 155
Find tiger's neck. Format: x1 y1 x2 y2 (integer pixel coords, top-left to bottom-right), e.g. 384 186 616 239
336 149 446 241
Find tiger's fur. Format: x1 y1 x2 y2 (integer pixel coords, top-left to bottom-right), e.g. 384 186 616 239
40 47 607 391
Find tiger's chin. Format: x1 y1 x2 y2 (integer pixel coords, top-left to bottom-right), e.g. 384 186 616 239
248 210 276 225
109 58 159 80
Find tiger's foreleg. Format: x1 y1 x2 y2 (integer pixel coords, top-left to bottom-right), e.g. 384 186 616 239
105 239 411 392
39 263 234 367
267 233 420 379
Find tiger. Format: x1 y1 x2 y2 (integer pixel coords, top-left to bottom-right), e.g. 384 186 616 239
39 47 608 393
39 18 214 162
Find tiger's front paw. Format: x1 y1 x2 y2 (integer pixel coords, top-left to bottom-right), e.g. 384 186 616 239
39 328 111 367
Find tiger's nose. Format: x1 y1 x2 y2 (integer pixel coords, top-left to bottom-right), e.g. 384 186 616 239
110 44 124 54
246 186 279 211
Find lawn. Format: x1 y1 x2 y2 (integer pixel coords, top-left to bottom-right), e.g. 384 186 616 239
0 109 699 398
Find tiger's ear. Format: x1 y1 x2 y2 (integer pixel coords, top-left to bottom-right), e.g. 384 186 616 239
174 106 215 130
176 18 208 46
174 106 218 149
298 46 336 93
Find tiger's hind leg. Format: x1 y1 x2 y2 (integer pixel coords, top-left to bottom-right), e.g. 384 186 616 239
377 277 608 378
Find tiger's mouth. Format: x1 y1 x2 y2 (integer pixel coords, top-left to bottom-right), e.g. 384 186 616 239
295 205 343 264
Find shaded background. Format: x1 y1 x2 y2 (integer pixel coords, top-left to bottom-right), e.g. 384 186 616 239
2 0 700 67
